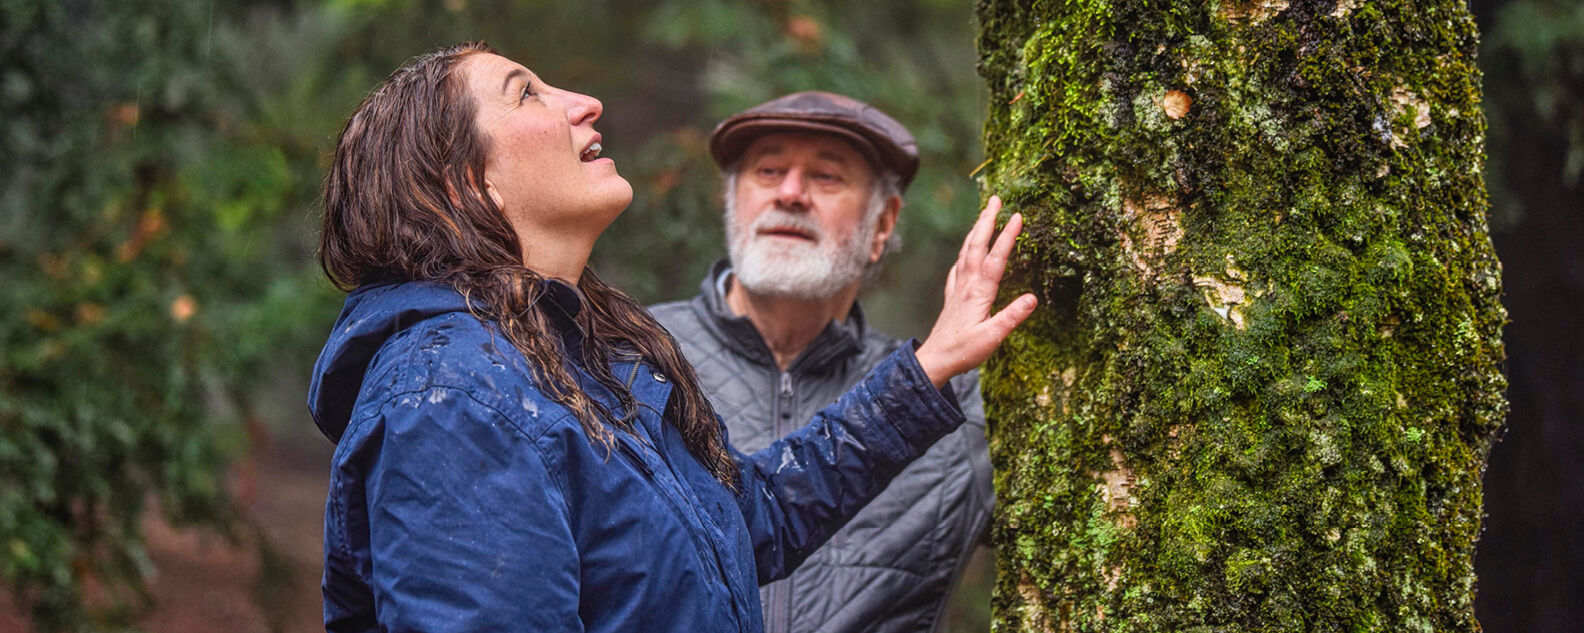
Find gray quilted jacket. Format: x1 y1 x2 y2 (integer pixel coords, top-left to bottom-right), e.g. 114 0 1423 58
651 261 993 633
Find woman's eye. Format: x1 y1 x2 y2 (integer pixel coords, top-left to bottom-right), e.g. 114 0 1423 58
520 84 536 102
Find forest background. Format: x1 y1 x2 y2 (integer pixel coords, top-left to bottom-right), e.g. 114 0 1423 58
0 0 1579 631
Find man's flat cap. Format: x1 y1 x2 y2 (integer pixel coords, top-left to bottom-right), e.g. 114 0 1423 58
709 91 920 190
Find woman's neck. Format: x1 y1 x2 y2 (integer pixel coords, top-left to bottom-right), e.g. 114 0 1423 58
518 228 593 284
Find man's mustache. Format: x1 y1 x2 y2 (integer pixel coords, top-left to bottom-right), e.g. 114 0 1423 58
749 209 825 242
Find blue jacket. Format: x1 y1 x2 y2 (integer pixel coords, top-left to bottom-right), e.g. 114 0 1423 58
307 280 966 633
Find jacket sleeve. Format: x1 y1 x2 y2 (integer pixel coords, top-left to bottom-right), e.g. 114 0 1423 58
732 342 966 584
360 388 583 632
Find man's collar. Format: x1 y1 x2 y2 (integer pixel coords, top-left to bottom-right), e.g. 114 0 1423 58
692 259 866 372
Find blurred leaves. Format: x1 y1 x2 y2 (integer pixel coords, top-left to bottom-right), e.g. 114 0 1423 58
0 0 339 629
1482 0 1584 227
2 0 988 629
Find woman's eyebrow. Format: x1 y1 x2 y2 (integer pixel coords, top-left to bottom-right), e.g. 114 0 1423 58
501 69 527 95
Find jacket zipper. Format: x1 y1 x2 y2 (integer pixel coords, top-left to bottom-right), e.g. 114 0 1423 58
771 370 794 633
625 358 642 388
613 439 735 610
617 361 748 630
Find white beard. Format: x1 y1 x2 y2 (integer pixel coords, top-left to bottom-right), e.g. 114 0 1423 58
725 199 878 302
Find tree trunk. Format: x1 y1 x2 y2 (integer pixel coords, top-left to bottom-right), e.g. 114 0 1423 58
975 1 1506 631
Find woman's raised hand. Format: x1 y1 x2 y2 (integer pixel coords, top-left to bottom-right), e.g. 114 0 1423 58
915 195 1038 388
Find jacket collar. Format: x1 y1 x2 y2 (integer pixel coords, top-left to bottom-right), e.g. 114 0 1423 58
309 277 596 444
539 277 587 360
688 259 866 374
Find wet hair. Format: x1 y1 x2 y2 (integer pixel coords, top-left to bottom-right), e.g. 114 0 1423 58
319 42 738 487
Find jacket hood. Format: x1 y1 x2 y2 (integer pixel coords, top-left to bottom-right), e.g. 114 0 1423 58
308 281 474 444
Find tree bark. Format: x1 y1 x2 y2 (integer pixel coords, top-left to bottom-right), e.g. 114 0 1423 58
975 1 1506 631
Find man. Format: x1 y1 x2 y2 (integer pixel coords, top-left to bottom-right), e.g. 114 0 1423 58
651 92 992 633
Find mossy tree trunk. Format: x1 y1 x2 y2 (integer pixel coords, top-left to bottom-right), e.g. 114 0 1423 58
975 1 1506 631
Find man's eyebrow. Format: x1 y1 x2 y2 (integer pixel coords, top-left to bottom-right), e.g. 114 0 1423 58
754 143 785 156
744 143 785 164
814 150 852 165
501 69 527 96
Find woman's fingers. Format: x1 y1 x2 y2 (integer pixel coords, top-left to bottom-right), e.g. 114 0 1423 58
916 195 1038 387
982 212 1022 289
962 197 1001 278
989 293 1038 337
958 211 1023 314
956 197 994 269
951 196 1004 297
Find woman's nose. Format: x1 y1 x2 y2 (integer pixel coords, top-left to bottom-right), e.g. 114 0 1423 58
565 90 603 126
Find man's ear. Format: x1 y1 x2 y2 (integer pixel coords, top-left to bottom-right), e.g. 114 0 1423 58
869 195 902 263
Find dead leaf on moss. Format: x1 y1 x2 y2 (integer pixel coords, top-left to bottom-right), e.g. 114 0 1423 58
1162 90 1192 119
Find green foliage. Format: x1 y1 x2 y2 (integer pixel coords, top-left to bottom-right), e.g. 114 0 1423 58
2 0 993 629
1480 0 1584 229
1489 0 1584 183
0 0 341 628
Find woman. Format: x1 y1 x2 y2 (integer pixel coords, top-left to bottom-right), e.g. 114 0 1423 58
308 42 1035 633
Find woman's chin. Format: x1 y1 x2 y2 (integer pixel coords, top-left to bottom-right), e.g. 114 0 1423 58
603 178 634 215
587 179 634 229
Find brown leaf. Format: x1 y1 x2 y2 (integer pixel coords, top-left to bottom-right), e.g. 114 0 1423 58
26 309 59 332
1162 90 1192 120
786 16 823 49
170 295 197 324
105 102 139 135
74 303 104 326
117 210 167 262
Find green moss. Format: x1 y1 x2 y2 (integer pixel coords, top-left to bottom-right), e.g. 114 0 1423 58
976 0 1505 631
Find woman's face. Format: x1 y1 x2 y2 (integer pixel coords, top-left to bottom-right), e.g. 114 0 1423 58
460 53 633 243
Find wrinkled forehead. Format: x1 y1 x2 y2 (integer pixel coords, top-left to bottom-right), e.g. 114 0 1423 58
740 132 877 174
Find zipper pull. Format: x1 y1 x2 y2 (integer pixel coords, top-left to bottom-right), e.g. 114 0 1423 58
779 372 793 397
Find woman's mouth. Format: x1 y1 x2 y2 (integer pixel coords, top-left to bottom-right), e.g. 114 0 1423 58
580 141 603 162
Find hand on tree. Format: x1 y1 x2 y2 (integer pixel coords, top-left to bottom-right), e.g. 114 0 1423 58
915 195 1038 388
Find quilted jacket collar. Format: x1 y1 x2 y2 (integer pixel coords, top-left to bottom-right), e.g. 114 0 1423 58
691 259 866 374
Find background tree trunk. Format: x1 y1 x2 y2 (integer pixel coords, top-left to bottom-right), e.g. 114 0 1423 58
975 1 1506 631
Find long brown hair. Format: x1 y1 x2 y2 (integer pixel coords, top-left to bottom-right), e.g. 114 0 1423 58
319 42 738 487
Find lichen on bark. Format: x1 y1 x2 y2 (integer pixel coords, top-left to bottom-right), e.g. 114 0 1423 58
975 0 1507 631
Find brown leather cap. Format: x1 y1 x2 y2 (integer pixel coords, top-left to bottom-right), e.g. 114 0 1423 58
709 91 920 190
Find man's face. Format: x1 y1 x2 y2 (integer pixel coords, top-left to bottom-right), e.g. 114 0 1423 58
726 132 895 301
